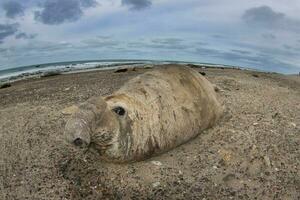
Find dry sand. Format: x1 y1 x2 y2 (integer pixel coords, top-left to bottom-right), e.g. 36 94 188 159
0 65 299 199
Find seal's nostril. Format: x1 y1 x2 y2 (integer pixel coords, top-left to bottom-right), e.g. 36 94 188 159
73 138 83 146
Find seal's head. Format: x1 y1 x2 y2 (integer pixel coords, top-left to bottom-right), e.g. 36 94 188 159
64 96 132 161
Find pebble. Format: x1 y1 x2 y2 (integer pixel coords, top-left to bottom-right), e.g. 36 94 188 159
290 122 296 127
264 156 271 167
151 161 162 166
152 181 160 188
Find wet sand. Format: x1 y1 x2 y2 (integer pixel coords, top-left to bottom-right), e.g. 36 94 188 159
0 65 299 199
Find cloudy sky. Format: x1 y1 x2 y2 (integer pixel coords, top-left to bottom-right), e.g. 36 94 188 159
0 0 300 73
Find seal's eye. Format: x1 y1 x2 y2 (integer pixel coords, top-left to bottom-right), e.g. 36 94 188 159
112 106 126 116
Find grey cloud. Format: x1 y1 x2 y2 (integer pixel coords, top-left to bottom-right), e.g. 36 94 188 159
17 41 73 53
195 47 220 57
127 41 144 48
34 0 98 25
212 34 226 39
146 43 188 50
243 6 284 26
242 6 300 32
261 33 276 40
0 23 19 42
151 38 183 45
97 35 113 39
128 38 189 50
234 42 299 57
196 42 208 46
35 0 82 25
122 0 152 10
81 38 119 47
195 47 298 73
2 1 24 18
79 0 98 8
283 44 292 50
231 49 251 55
15 32 37 40
282 44 300 52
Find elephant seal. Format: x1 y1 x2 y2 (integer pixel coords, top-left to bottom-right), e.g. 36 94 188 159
64 65 223 162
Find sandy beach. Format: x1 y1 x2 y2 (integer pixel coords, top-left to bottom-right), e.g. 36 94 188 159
0 65 299 199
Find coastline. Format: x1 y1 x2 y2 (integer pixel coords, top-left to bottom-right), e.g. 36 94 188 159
0 62 146 84
0 60 247 85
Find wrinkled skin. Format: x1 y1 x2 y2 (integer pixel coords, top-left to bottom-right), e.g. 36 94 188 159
64 97 131 161
64 65 223 162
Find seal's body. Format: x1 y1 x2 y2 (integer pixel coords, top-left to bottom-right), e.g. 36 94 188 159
65 65 223 162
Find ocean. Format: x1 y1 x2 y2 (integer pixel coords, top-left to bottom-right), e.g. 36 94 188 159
0 59 233 83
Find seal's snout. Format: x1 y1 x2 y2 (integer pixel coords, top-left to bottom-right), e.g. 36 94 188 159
65 118 92 148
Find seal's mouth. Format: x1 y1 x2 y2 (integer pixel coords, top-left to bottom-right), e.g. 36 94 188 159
92 131 114 148
88 141 113 156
